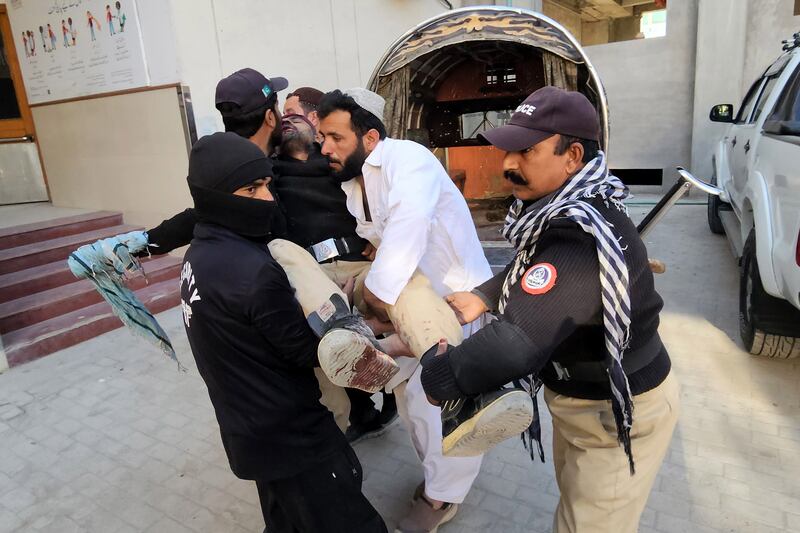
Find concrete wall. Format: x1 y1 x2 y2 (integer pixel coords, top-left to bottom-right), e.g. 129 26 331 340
689 0 748 180
741 0 800 95
688 0 799 180
32 87 191 231
542 1 582 42
584 0 699 187
583 20 611 47
611 15 642 42
169 0 448 137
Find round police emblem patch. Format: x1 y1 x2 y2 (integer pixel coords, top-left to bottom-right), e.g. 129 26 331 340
521 263 557 295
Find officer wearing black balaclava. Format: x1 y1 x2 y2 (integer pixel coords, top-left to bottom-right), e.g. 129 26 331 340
180 132 387 533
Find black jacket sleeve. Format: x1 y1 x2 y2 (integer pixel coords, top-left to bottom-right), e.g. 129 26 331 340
142 208 198 256
471 262 511 312
421 222 603 400
248 260 320 368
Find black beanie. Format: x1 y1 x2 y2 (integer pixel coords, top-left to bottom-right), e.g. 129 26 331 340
188 132 273 193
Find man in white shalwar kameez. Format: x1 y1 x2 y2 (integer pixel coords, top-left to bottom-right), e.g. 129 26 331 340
267 88 493 532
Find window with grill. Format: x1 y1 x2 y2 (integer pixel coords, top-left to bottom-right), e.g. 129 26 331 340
486 65 516 86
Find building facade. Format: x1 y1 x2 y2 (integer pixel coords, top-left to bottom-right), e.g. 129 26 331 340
1 0 798 230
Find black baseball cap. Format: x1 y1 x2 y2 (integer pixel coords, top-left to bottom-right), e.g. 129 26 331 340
479 86 600 152
215 68 288 115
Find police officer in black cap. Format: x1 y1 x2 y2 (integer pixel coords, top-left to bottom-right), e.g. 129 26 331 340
98 68 397 435
181 131 387 533
420 86 680 533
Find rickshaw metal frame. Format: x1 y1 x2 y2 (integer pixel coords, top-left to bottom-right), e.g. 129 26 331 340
367 5 611 154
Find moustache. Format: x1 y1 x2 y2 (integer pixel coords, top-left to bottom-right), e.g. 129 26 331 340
504 170 527 185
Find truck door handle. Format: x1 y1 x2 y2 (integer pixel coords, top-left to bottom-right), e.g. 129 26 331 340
731 136 737 147
744 140 750 153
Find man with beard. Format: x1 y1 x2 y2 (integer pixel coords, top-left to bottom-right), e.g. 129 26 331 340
278 94 399 443
179 131 387 533
419 87 680 533
73 69 398 435
283 86 324 143
137 68 287 256
275 88 534 533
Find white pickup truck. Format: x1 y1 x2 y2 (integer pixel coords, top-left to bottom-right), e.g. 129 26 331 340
707 34 800 359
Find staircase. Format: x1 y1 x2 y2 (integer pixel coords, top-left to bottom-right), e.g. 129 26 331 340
0 211 182 368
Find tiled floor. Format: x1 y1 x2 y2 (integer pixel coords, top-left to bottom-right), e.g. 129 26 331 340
1 204 799 532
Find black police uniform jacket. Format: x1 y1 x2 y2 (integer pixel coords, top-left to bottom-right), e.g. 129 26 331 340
180 222 345 481
421 195 671 401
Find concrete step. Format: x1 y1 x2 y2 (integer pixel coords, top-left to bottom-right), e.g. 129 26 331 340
0 211 123 250
0 255 182 333
3 278 181 368
0 254 178 304
0 260 71 304
0 224 142 275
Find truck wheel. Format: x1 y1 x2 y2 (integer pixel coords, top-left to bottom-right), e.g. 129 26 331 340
739 232 800 358
707 173 725 235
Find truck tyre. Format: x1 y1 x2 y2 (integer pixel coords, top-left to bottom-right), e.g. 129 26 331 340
739 231 800 358
707 172 725 235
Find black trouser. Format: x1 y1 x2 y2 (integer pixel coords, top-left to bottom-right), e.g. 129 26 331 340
346 389 395 425
255 446 387 533
346 388 378 424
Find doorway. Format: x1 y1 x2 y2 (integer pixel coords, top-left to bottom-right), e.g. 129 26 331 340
0 4 47 205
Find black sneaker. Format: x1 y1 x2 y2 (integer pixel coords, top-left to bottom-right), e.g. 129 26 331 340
441 389 533 457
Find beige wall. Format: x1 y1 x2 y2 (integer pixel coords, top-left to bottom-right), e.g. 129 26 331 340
612 16 642 42
170 0 448 137
742 0 800 93
542 1 582 42
585 1 699 187
689 0 749 180
583 20 611 46
32 87 191 231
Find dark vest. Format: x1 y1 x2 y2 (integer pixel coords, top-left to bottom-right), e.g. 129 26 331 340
272 150 365 261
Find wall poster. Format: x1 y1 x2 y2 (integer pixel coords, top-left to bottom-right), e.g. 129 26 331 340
7 0 149 104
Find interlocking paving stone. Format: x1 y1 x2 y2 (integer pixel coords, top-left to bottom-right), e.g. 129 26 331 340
0 205 799 532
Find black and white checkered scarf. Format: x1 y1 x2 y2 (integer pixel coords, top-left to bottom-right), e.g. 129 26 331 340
501 151 638 474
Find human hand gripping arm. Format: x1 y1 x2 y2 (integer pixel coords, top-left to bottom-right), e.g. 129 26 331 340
445 261 512 323
422 227 603 401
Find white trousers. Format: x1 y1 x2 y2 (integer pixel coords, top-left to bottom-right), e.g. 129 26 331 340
394 327 484 503
268 239 483 504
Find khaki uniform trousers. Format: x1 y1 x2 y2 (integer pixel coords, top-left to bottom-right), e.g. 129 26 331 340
267 239 464 429
544 371 680 533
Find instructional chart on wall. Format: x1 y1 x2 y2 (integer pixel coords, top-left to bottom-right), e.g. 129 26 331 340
7 0 148 104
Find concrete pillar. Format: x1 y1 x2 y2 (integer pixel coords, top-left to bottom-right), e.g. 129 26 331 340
0 336 7 374
689 0 749 180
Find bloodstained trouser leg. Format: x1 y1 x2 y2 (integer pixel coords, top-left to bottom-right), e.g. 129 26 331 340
269 239 482 504
267 239 353 430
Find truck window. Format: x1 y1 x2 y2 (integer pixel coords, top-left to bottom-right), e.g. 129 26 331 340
768 65 800 123
736 78 765 123
752 75 782 123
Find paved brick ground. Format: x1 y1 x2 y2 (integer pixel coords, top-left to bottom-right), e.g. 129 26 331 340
1 204 800 532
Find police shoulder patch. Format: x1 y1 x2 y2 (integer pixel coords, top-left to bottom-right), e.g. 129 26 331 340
521 263 557 295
